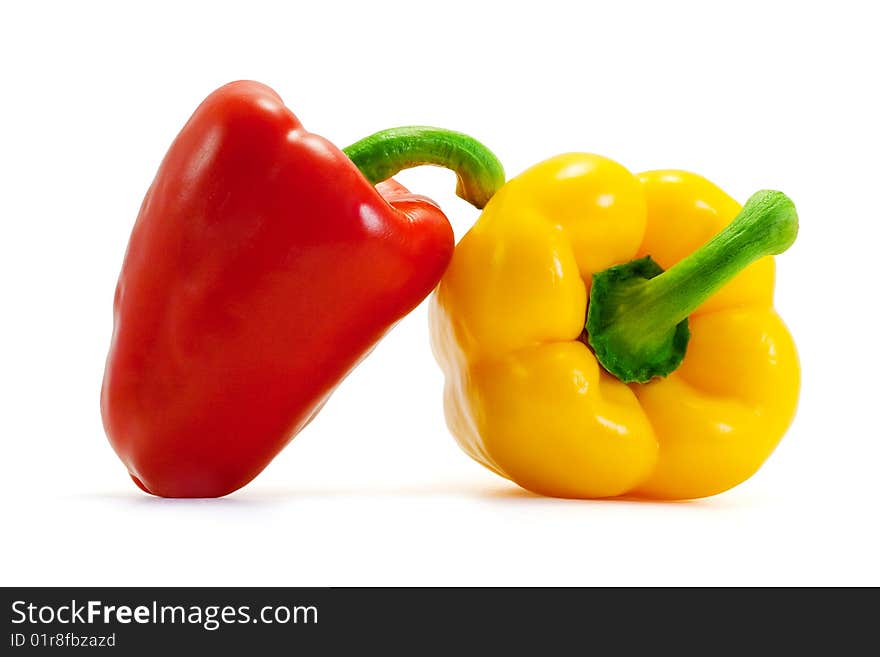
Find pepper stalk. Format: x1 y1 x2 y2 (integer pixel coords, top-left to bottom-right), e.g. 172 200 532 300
586 190 798 383
344 126 505 209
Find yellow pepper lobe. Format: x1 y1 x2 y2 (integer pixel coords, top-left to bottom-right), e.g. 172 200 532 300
632 308 800 499
502 153 647 282
468 343 658 498
431 156 800 500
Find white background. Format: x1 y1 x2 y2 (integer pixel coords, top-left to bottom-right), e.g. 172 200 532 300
2 1 878 586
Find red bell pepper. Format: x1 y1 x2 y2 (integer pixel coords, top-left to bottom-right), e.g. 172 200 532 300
101 81 503 498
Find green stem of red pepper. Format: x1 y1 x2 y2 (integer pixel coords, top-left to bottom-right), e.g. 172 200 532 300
344 127 505 209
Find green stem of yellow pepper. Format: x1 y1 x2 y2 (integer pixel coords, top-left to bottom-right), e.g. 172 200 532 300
586 190 798 383
344 126 505 209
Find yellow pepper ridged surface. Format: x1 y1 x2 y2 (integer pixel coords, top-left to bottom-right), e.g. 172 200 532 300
430 154 800 500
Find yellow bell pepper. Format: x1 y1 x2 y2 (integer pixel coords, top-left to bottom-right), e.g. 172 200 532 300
430 153 800 500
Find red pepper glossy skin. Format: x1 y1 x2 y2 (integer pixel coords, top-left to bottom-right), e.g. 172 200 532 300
101 81 454 498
